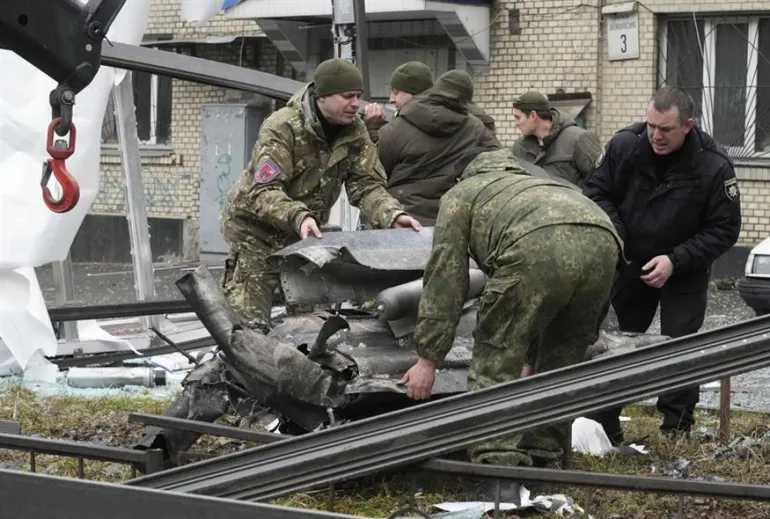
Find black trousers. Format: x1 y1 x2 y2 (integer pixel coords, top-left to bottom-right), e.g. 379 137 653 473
587 264 708 444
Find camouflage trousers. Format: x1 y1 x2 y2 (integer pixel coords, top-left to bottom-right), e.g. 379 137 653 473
222 245 281 329
467 224 619 467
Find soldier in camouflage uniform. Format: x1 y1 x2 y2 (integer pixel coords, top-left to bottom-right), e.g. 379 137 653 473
220 58 422 330
399 148 624 467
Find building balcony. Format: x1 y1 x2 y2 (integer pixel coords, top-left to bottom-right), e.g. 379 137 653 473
222 0 492 71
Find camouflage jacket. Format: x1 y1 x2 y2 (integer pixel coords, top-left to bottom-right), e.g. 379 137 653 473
220 83 406 252
414 149 623 362
512 109 601 188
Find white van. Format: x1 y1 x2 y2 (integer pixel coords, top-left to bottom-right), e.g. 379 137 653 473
737 236 770 316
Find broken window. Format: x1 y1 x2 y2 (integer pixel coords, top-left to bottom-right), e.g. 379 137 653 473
101 43 174 147
660 15 770 159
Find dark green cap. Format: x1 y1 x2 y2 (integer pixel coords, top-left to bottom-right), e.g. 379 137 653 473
434 70 474 103
314 58 364 96
513 91 550 112
389 61 434 94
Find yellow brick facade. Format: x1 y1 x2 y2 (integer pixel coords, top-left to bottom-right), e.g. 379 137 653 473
473 0 770 246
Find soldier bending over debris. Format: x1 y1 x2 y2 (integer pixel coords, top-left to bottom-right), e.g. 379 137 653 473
399 148 624 468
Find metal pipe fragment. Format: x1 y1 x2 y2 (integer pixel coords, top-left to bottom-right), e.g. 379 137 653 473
66 367 165 389
173 265 331 432
375 269 486 321
175 266 241 348
719 378 731 444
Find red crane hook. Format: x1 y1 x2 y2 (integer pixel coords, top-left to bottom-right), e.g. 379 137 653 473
40 117 80 213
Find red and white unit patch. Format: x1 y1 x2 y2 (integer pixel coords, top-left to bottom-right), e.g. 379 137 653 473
254 157 281 184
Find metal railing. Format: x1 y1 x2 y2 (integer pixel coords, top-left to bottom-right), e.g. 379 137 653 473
128 314 770 500
0 469 360 519
127 411 770 518
0 432 164 478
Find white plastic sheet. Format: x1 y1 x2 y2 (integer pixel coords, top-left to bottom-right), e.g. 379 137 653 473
0 268 58 379
572 417 648 456
0 2 151 377
0 317 144 381
180 0 225 24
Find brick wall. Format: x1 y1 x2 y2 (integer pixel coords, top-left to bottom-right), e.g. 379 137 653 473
596 0 770 141
738 174 770 244
472 0 770 246
472 0 602 145
596 3 657 144
144 0 263 38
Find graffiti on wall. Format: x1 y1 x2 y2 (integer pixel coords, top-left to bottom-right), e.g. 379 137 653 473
214 146 233 211
98 169 193 215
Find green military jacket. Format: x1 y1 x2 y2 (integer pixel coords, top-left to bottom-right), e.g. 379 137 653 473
365 117 387 145
366 100 496 145
377 88 501 226
512 109 601 188
468 101 496 135
220 83 405 252
414 149 623 362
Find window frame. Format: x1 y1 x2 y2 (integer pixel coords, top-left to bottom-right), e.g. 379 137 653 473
133 70 172 146
658 15 770 160
101 45 174 151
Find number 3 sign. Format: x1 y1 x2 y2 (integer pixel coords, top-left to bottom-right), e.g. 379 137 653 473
607 11 640 61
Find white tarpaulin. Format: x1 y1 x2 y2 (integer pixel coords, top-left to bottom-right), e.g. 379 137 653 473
0 0 244 379
0 2 151 377
180 0 225 24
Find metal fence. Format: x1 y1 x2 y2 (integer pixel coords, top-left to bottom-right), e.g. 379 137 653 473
0 469 360 519
0 431 164 479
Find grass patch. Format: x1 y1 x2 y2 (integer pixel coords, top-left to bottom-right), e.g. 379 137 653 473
562 405 770 518
1 383 770 518
0 382 172 481
0 382 260 481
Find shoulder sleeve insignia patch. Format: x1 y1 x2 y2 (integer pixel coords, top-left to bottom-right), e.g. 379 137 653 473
594 145 606 168
724 177 739 201
254 157 281 184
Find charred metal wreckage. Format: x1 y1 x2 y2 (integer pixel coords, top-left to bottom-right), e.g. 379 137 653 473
134 228 671 468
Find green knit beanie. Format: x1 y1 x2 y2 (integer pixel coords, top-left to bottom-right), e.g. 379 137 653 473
513 91 550 113
314 58 364 96
389 61 434 94
434 70 474 103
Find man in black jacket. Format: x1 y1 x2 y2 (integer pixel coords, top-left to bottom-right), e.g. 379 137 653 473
582 86 742 443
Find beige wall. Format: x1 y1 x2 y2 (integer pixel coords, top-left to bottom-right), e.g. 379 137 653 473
738 174 770 244
144 0 263 38
596 2 657 144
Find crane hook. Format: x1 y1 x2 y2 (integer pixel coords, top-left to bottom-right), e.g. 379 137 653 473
41 117 80 213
